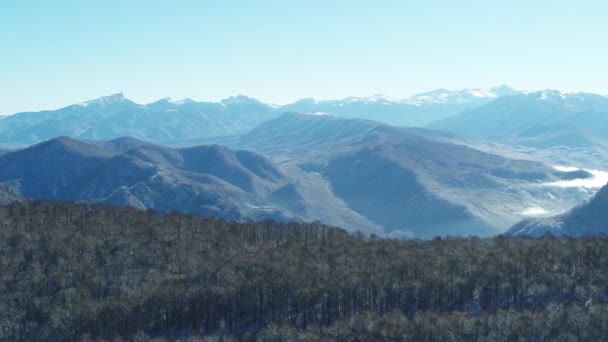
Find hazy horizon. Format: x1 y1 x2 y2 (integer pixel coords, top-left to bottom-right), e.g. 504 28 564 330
2 0 607 114
2 84 607 115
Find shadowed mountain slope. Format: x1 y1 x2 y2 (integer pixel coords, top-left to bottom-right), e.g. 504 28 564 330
0 137 305 224
0 136 384 234
232 113 591 238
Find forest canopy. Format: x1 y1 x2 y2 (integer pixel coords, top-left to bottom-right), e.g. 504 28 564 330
1 200 608 341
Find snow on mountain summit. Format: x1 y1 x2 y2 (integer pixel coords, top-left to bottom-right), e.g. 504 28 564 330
75 93 128 108
329 86 519 106
220 95 265 106
89 93 126 105
342 94 409 104
404 86 516 106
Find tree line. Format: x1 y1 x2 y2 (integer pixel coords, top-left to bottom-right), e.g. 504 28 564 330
1 200 608 341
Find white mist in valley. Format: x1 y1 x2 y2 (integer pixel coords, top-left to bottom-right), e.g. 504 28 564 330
546 166 608 189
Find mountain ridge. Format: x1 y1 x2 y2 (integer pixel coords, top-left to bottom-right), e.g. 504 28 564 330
231 113 597 237
0 135 384 235
0 85 528 147
428 90 608 141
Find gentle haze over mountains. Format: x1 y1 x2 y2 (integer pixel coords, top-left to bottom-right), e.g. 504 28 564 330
1 1 608 237
5 2 608 339
1 0 608 114
2 88 608 238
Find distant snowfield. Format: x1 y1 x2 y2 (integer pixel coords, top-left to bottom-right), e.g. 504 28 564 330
545 166 608 189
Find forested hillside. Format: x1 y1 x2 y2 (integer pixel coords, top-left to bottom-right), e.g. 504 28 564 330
2 201 608 340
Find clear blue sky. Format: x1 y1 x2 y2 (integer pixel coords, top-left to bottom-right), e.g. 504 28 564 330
1 0 607 114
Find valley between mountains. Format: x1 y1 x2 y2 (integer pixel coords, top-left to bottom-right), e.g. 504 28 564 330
1 86 608 238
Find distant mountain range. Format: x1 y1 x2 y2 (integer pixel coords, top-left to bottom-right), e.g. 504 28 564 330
2 87 607 238
508 182 608 237
3 86 608 151
0 93 278 148
280 85 519 126
0 85 524 148
429 90 608 148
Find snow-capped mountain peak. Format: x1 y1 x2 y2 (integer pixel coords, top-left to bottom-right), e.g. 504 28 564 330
489 84 519 96
298 85 520 107
78 93 128 108
220 95 264 106
469 89 498 98
342 94 408 104
529 89 602 102
172 98 195 105
161 97 195 105
405 86 515 106
147 97 195 107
